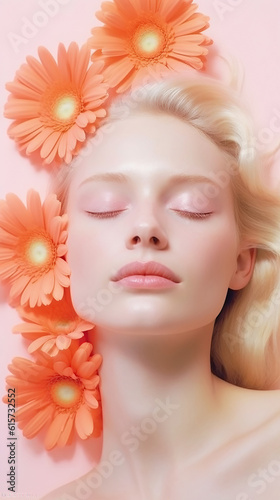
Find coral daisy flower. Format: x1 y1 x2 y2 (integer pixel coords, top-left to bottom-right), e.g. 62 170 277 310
3 343 103 450
0 189 70 308
4 42 109 166
88 0 212 93
13 288 94 357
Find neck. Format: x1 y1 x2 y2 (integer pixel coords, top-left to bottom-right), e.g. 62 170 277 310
87 325 224 496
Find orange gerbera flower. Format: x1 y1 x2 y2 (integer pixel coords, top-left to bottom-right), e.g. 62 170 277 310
13 288 94 357
4 42 109 166
3 343 102 450
0 189 70 308
88 0 212 93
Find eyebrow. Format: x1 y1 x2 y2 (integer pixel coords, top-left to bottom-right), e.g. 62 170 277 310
79 172 219 188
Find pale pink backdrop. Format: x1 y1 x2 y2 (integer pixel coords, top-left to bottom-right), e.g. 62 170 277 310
0 1 280 498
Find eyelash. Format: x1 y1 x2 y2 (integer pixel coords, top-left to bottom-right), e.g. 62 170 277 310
86 210 212 219
172 210 213 219
86 210 125 218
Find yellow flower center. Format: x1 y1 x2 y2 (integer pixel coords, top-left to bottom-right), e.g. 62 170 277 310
51 377 83 409
138 30 163 55
54 95 79 122
133 24 166 59
27 240 50 265
128 18 175 68
56 320 71 330
18 230 56 275
42 83 82 131
53 319 76 334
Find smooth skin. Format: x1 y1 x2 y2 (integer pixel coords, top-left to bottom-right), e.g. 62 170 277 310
42 113 280 500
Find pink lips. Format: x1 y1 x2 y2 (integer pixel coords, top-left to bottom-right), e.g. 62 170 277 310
111 261 181 289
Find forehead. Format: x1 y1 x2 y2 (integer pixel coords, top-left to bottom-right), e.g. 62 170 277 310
70 112 229 188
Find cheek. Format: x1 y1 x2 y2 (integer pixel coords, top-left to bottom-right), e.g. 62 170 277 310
67 227 89 275
205 230 237 267
177 223 238 322
178 219 238 282
66 219 123 323
67 217 105 269
66 219 104 302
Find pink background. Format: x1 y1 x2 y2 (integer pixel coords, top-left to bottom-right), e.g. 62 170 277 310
0 0 280 498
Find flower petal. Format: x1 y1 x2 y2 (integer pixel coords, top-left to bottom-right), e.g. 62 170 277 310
22 405 53 438
84 389 99 409
88 0 211 93
71 343 93 372
75 405 93 439
38 46 59 80
103 57 135 88
3 343 104 449
56 335 71 351
56 413 75 447
28 335 54 354
77 356 102 379
44 412 69 450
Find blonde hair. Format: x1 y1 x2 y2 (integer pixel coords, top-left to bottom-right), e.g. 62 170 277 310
54 76 280 390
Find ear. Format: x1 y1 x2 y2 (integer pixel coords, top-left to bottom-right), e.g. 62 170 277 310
229 247 256 291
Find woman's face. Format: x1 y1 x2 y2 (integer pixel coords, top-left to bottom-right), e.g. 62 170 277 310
67 112 247 336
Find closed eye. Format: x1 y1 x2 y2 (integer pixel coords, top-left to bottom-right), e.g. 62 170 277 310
85 210 126 218
171 209 213 219
85 209 212 219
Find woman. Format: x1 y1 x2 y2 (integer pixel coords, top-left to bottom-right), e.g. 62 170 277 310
42 76 280 500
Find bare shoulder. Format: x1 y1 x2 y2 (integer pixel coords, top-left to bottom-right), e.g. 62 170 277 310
40 474 103 500
238 385 280 427
227 388 280 500
182 380 280 499
215 375 280 424
216 377 280 463
40 480 77 500
213 376 280 462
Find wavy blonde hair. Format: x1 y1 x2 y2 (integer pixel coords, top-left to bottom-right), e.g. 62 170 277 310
53 76 280 390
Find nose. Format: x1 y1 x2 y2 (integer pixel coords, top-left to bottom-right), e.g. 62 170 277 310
126 206 168 250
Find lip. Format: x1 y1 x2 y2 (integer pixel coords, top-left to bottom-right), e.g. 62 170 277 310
111 261 181 284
